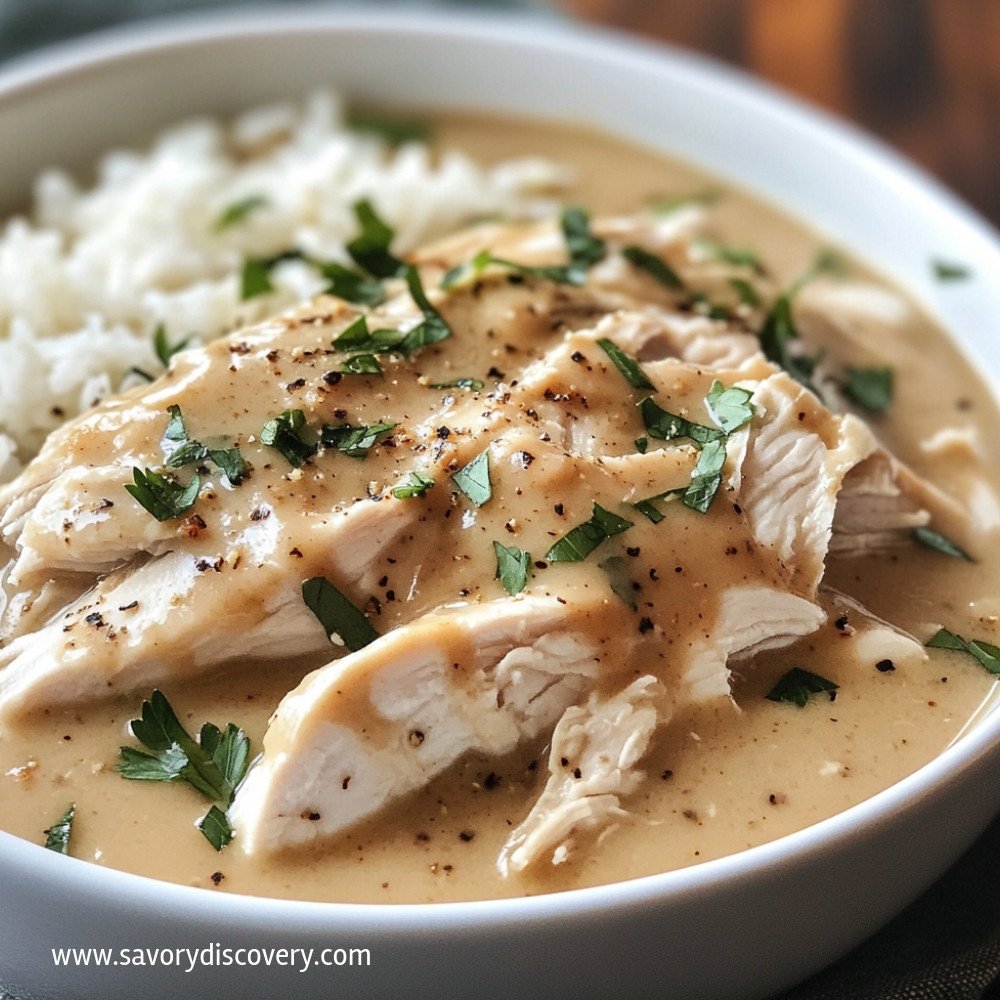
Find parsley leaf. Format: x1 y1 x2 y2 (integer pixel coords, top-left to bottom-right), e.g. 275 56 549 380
696 238 761 270
933 260 971 282
546 502 633 562
622 245 684 290
598 555 638 610
729 277 761 308
759 293 823 397
341 353 383 376
562 205 606 270
493 541 531 595
347 199 404 279
451 450 492 507
637 396 722 446
401 265 452 353
913 526 972 561
153 324 190 368
117 691 250 852
161 405 246 485
214 194 268 232
705 380 755 433
635 435 649 455
260 409 317 467
198 805 234 852
320 421 395 459
125 468 201 521
302 576 379 652
597 337 655 390
844 366 893 413
766 667 839 707
240 249 306 300
683 438 728 513
392 472 435 499
926 628 1000 676
333 315 405 354
345 111 430 145
430 377 485 391
319 261 386 306
43 803 75 855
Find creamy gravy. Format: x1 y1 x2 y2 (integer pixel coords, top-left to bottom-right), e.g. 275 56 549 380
0 113 997 903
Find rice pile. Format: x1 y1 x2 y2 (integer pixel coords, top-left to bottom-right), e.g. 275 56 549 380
0 91 568 483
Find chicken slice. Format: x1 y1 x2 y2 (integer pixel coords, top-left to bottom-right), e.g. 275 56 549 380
229 596 610 854
498 675 663 874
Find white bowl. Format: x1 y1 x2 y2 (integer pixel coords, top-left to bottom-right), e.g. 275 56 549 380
0 9 998 1000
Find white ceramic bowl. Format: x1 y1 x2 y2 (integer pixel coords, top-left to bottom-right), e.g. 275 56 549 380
0 9 998 1000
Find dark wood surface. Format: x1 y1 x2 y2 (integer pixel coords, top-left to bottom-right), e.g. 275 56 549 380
557 0 1000 229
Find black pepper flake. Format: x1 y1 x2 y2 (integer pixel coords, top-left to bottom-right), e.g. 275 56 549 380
660 769 674 781
265 349 280 362
408 730 425 747
626 546 640 557
250 507 270 521
415 831 431 842
323 371 343 386
638 617 654 635
342 776 351 790
512 450 535 469
458 830 475 842
487 366 505 379
289 547 303 558
333 408 348 419
286 378 306 391
834 615 849 631
560 756 569 767
649 568 659 581
554 503 565 516
378 575 389 587
210 872 225 886
385 589 396 601
84 612 105 627
732 503 743 515
674 566 683 574
483 772 501 791
303 811 321 821
572 767 582 780
436 426 451 440
534 560 548 570
570 351 587 363
118 601 139 612
875 659 895 673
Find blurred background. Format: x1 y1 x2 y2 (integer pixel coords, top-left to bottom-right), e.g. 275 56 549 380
0 0 997 227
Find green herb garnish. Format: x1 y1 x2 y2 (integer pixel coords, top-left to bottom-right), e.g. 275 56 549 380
341 353 383 377
161 405 247 485
696 239 761 270
430 377 485 391
401 265 452 353
117 690 250 851
843 366 893 413
597 337 655 390
345 111 430 145
302 576 379 652
260 409 317 467
729 277 761 308
214 194 268 232
682 438 728 514
765 667 839 707
562 205 606 270
759 293 823 397
913 527 972 561
493 542 532 595
546 502 633 562
392 472 435 499
933 260 971 282
598 555 637 610
705 380 755 433
622 245 684 290
43 803 75 855
125 468 201 521
239 249 306 300
320 421 395 459
451 450 492 507
320 261 386 306
153 324 191 368
347 199 404 279
926 628 1000 676
637 397 721 446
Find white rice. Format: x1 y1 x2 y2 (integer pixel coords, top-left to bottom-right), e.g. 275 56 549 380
0 91 569 482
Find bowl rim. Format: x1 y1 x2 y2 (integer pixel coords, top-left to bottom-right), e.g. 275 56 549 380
0 4 998 931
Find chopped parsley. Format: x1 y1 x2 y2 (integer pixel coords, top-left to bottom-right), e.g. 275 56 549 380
635 435 649 455
161 405 247 485
392 471 435 499
430 377 485 391
759 293 823 397
493 541 531 595
214 194 268 232
622 245 684 290
320 421 395 459
926 628 1000 676
43 803 75 855
153 324 191 368
597 337 655 390
766 667 839 707
240 249 305 300
705 380 755 433
843 366 893 413
451 450 492 507
632 490 682 523
598 555 637 610
695 238 761 270
345 110 430 145
562 205 606 270
346 199 404 279
913 526 972 561
400 265 452 352
933 260 971 282
340 353 384 377
260 409 317 467
302 576 379 652
546 502 632 562
729 277 761 308
117 690 250 851
683 438 729 514
637 396 722 446
125 467 201 521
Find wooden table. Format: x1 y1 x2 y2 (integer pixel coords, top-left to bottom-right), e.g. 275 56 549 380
557 0 1000 228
